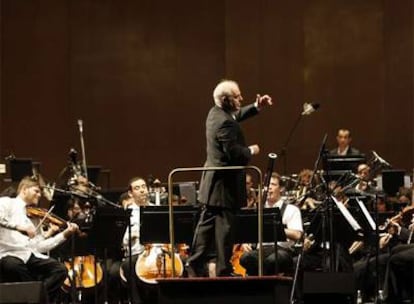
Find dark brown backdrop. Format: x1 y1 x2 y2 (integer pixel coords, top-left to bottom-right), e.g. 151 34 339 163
0 0 412 190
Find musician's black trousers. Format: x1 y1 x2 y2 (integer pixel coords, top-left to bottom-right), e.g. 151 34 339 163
386 244 414 303
240 245 293 275
0 254 67 299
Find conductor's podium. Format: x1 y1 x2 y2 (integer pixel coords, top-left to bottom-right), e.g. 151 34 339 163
156 275 293 304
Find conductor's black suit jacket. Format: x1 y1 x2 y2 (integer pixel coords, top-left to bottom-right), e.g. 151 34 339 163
198 104 259 210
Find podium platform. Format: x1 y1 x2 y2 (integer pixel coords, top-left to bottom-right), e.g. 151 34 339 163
156 275 292 304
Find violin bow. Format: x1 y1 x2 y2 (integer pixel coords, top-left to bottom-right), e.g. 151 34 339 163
33 205 56 232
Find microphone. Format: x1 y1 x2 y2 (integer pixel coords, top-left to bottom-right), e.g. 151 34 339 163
4 154 15 161
301 103 320 116
68 148 78 160
372 151 391 167
77 119 83 133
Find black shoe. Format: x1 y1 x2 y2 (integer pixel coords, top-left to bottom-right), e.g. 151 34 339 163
217 270 241 277
185 264 198 278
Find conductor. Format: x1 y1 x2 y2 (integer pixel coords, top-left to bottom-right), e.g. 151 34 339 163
186 79 272 277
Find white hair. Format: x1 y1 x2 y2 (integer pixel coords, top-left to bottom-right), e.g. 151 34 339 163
213 80 239 107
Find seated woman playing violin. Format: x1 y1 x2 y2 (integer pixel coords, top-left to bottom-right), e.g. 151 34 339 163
0 176 78 302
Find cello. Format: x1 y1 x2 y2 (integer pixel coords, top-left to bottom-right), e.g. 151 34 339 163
62 255 103 292
135 243 184 284
230 244 246 277
61 119 104 294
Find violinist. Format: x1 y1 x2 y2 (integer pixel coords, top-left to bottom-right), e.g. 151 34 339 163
0 176 78 302
353 204 414 302
352 163 379 197
67 199 85 222
384 204 414 303
294 168 321 210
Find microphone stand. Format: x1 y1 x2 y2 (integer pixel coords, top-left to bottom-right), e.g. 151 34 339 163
261 153 278 275
372 191 383 303
279 113 303 176
317 135 336 273
77 119 88 180
278 104 318 175
290 134 328 304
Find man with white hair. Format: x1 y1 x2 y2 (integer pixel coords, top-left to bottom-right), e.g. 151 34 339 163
186 79 273 277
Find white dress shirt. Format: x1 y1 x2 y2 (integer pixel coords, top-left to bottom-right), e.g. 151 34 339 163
123 204 144 256
336 146 349 156
263 198 303 248
0 196 66 263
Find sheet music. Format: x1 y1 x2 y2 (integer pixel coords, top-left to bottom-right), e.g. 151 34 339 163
331 196 362 231
355 197 376 231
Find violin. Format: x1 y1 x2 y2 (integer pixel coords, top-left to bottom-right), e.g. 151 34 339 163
379 205 414 231
400 205 414 226
26 206 68 229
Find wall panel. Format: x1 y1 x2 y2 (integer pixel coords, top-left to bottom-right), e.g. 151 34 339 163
0 0 412 191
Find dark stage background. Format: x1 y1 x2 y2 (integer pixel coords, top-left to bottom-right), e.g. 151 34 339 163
0 0 412 191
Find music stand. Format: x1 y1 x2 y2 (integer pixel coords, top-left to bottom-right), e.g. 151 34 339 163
88 207 131 304
89 207 130 256
234 208 286 243
331 196 363 233
382 169 405 196
139 205 197 282
234 208 286 275
140 205 197 244
140 206 287 244
323 155 366 182
349 195 385 301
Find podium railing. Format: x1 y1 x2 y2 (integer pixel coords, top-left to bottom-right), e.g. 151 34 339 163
167 165 263 277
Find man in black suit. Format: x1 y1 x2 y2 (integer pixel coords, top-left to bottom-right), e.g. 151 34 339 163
186 79 272 277
329 128 360 156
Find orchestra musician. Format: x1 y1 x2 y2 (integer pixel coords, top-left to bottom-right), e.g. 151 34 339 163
116 176 154 304
329 128 360 156
239 173 303 275
0 176 78 302
351 223 395 302
294 168 321 211
186 79 272 278
106 191 134 304
383 204 414 303
354 164 371 193
245 173 258 209
351 198 414 302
